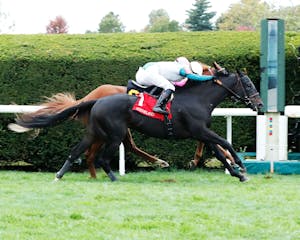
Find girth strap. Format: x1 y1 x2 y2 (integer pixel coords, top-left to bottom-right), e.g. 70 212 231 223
164 115 174 138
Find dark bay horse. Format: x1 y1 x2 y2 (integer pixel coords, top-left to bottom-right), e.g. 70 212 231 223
10 62 233 177
9 85 170 177
15 70 263 182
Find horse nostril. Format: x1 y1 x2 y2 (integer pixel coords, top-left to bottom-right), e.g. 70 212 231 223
258 103 264 109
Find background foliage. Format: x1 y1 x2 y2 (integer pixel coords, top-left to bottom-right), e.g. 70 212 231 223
0 31 299 171
98 12 125 33
185 0 216 31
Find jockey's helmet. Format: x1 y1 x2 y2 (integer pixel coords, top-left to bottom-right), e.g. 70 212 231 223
176 56 190 66
190 61 203 75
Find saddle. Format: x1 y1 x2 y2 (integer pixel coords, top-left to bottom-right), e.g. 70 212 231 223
127 80 163 97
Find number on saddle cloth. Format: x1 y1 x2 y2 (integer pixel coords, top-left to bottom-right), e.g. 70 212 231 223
132 92 172 121
127 80 163 97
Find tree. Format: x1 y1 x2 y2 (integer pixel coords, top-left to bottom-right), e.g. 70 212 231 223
46 16 68 34
216 0 271 31
185 0 216 31
272 5 300 32
144 9 181 32
98 12 125 33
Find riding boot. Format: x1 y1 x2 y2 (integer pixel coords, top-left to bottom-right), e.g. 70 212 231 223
153 89 174 115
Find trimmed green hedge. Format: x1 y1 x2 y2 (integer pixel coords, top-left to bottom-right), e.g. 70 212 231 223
0 32 299 171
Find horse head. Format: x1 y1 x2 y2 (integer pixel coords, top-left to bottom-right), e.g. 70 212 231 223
214 69 263 111
236 70 264 111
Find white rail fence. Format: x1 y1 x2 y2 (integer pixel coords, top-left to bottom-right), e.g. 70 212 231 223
1 105 300 175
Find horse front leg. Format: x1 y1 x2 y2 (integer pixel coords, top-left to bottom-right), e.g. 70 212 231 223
189 141 205 170
213 145 248 182
210 144 248 181
217 144 246 173
223 147 246 173
197 128 248 182
123 129 169 168
216 144 235 164
189 142 236 170
214 144 244 173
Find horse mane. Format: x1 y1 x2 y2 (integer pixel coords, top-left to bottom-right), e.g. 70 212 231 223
200 62 212 71
177 72 237 97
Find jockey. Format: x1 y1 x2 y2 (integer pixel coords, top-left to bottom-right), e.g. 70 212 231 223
135 57 214 115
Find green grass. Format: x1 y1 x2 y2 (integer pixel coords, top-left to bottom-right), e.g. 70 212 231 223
1 169 300 240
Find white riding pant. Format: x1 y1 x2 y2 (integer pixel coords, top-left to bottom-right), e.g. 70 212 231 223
135 66 175 91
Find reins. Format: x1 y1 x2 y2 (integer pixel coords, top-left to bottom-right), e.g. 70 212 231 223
213 73 255 105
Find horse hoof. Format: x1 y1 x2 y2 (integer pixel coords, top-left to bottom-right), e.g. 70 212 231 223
188 160 197 171
110 176 117 182
55 172 63 180
108 171 117 182
53 177 61 182
158 160 169 168
74 158 82 165
240 175 250 182
8 123 31 133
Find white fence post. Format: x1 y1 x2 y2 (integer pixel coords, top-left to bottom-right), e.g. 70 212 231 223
256 115 266 161
119 143 125 176
226 116 232 144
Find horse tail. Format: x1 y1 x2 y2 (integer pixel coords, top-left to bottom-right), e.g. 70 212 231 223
23 85 126 118
16 92 79 122
9 85 127 133
15 100 97 129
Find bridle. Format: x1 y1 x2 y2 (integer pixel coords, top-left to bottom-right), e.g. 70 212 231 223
213 73 259 107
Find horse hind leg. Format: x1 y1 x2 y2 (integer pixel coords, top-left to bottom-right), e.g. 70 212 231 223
97 139 125 182
123 130 169 168
85 141 103 179
55 135 95 181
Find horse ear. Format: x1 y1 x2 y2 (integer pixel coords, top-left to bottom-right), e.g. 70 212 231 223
213 61 221 70
237 68 248 76
237 69 243 76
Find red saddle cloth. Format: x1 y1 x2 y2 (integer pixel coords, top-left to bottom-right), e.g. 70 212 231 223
132 93 172 121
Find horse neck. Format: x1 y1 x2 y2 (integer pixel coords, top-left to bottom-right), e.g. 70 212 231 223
208 74 238 107
176 74 237 110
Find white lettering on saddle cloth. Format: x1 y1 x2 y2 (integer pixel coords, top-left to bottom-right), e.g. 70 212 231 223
134 106 155 117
